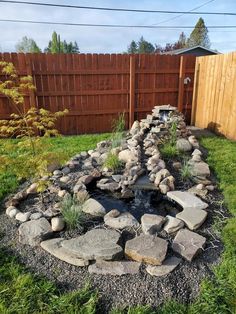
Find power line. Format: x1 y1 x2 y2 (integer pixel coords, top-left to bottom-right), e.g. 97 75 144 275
0 19 236 29
152 0 216 26
0 0 235 16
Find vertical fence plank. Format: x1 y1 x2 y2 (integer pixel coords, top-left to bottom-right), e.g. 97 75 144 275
177 56 186 113
129 55 135 128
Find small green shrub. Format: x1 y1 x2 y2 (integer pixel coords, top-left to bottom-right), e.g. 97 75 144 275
180 158 192 181
169 121 178 145
160 142 179 159
60 194 85 230
103 152 123 172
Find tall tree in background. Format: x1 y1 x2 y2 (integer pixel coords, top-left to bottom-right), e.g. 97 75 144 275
15 36 41 53
45 31 79 53
177 32 187 48
127 40 138 53
138 36 155 53
187 18 210 48
127 37 155 54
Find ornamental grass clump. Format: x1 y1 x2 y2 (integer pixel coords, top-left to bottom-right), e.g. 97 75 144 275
60 194 86 230
180 157 192 181
103 151 123 173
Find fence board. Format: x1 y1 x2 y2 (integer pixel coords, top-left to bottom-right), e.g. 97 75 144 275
192 51 236 140
0 53 196 135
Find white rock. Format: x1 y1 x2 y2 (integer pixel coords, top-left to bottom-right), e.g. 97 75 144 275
118 149 138 163
26 183 38 194
30 212 43 220
15 211 31 222
6 206 17 215
60 176 70 183
8 207 20 218
58 190 67 198
51 217 65 231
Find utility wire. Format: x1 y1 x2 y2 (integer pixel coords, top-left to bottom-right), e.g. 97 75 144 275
0 0 235 16
0 19 236 29
152 0 216 25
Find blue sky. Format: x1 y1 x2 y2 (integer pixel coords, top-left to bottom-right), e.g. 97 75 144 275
0 0 235 53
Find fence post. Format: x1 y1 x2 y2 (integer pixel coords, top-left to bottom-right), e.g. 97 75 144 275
191 60 200 125
26 55 37 108
177 56 186 113
129 55 135 128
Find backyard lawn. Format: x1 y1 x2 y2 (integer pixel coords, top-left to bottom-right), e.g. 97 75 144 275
0 134 236 313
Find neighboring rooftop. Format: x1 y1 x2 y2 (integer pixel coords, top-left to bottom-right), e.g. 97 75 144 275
162 45 220 56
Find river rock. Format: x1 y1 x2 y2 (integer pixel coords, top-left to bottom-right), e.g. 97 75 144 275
18 218 53 246
30 212 43 220
176 139 192 152
125 234 168 265
118 149 138 163
88 260 140 275
51 217 65 231
167 191 208 210
130 121 140 136
61 166 71 175
82 198 106 217
60 176 70 183
141 214 166 235
146 256 182 276
8 207 20 218
26 183 38 194
15 211 31 222
172 229 206 262
62 229 123 261
104 209 139 229
97 179 119 192
163 215 184 234
176 208 207 230
189 161 210 178
78 175 94 185
41 238 89 266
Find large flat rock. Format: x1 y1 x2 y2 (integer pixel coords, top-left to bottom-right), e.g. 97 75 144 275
125 234 168 265
146 256 181 276
18 217 53 246
167 191 208 210
172 229 206 262
88 260 140 275
62 229 123 261
130 175 158 191
176 208 207 230
82 198 106 217
41 238 89 266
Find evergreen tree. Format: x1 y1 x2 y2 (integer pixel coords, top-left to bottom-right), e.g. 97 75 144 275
45 31 79 53
187 18 210 48
127 40 138 54
16 36 41 53
138 36 155 53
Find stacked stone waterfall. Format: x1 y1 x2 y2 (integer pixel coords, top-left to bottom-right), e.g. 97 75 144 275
5 105 214 277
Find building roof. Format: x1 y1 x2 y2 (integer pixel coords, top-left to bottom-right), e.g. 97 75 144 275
162 45 219 55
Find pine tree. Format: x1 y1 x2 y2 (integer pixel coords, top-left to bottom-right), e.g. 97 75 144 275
45 32 79 53
187 18 210 48
16 36 41 53
127 40 138 54
138 36 155 53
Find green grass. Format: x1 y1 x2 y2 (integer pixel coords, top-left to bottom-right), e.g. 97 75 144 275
0 134 110 201
1 134 236 313
103 151 123 172
160 142 180 159
0 248 98 314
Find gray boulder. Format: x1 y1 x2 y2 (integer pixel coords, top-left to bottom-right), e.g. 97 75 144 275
104 209 139 229
19 218 53 246
176 139 192 152
82 198 106 217
141 214 166 235
146 256 181 276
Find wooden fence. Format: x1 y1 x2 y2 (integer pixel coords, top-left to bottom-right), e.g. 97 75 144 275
191 52 236 140
0 53 196 134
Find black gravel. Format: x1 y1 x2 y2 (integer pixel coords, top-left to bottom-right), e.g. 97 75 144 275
0 185 227 313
